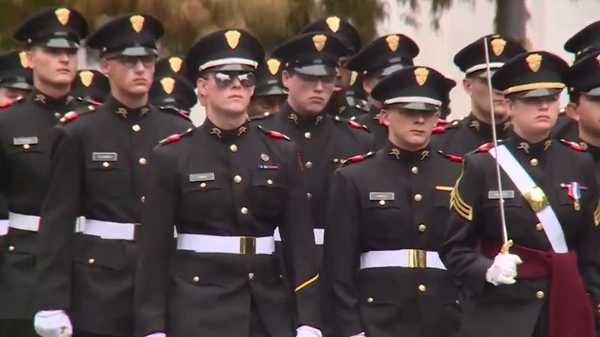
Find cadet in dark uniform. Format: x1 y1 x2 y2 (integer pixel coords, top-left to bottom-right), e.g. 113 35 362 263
135 29 321 337
432 35 525 156
348 33 420 149
325 65 461 337
0 50 33 105
71 69 110 106
255 31 373 261
0 8 88 337
563 49 600 186
554 21 600 141
301 16 363 118
149 55 196 117
34 14 192 337
249 57 287 118
441 51 600 337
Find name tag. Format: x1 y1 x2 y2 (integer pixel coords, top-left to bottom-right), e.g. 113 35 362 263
13 136 38 145
369 192 395 201
92 152 118 161
488 190 515 200
189 172 215 182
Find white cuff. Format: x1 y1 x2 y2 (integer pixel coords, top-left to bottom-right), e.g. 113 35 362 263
296 325 322 337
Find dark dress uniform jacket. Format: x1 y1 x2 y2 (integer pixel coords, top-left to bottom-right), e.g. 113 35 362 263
325 143 462 337
440 135 600 337
35 97 192 336
254 103 373 255
134 120 320 337
432 114 511 157
355 107 387 150
0 91 78 320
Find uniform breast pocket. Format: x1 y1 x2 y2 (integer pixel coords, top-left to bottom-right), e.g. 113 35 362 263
361 193 407 226
85 160 127 198
181 178 227 219
434 186 453 209
248 170 288 219
6 144 47 172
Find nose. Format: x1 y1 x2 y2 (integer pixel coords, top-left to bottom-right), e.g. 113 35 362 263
314 79 324 91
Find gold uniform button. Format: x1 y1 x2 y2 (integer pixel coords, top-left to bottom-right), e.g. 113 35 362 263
200 182 207 188
233 175 242 183
535 223 543 231
366 297 374 303
132 124 141 132
102 162 110 168
414 194 423 202
23 144 30 150
54 112 61 118
418 224 427 232
193 276 200 283
230 144 238 152
8 245 15 252
418 284 427 292
306 192 312 200
304 132 312 139
241 207 249 215
332 158 339 164
536 290 545 299
305 161 313 169
140 196 145 203
267 179 273 185
139 158 147 165
378 200 386 206
530 158 539 166
411 166 419 174
248 272 255 280
88 258 95 264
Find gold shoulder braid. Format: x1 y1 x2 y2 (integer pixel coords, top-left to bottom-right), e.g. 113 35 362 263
594 200 600 226
449 173 473 221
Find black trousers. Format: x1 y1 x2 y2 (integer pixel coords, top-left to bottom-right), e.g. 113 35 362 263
0 319 36 337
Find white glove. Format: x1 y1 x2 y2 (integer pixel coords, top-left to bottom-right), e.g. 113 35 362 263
350 332 366 337
145 333 166 337
486 253 523 286
296 325 322 337
33 310 73 337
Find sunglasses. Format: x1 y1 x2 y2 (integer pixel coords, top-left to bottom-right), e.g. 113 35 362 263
208 71 256 89
294 72 336 85
108 55 156 69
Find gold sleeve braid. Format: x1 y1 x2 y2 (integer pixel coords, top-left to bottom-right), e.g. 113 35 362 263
449 173 473 221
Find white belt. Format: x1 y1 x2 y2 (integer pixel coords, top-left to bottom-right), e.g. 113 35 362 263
9 212 40 232
0 219 8 236
360 249 447 270
80 219 137 240
177 233 275 255
273 227 325 245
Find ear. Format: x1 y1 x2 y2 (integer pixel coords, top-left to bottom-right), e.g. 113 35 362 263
99 57 110 76
281 70 292 89
462 77 472 94
380 108 392 127
25 50 34 71
196 77 209 97
564 102 580 122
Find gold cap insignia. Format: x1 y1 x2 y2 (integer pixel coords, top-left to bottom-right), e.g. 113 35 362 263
325 16 341 33
130 15 145 33
490 38 506 56
266 58 281 76
55 8 70 26
225 30 241 49
169 57 182 73
386 35 400 52
79 70 94 88
160 77 175 95
313 34 327 52
526 53 542 73
414 67 429 86
18 51 30 68
350 71 358 85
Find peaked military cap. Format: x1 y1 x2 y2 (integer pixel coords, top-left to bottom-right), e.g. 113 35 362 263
155 56 186 79
566 50 600 97
0 51 33 90
14 7 88 49
86 14 164 57
454 34 526 77
300 16 361 54
371 66 456 111
347 33 419 77
492 51 569 98
185 29 265 82
565 21 600 60
254 57 286 97
71 69 110 103
272 32 348 76
150 75 197 112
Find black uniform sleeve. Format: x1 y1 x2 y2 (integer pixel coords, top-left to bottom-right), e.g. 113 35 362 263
440 154 493 295
323 168 362 336
279 144 322 328
135 146 178 337
36 128 84 310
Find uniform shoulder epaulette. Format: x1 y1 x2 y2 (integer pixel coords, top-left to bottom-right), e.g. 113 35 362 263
177 110 192 122
437 150 463 163
436 118 449 126
445 119 462 130
249 111 275 121
158 128 194 146
432 126 445 134
256 125 291 141
341 151 376 166
332 115 370 132
559 138 587 152
474 142 495 153
0 97 23 109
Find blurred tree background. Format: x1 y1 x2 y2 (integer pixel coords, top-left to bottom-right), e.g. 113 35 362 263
0 0 527 56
